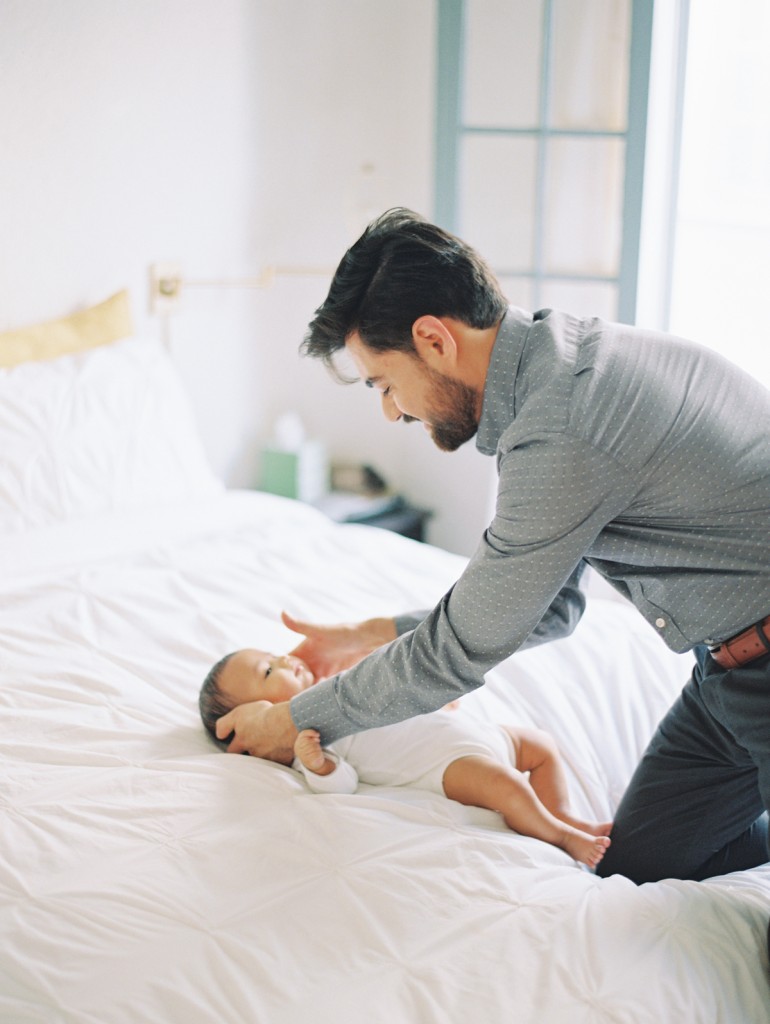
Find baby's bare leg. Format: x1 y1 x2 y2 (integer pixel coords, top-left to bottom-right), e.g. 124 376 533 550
442 755 611 868
503 726 612 838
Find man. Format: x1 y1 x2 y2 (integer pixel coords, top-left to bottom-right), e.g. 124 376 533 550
217 208 770 886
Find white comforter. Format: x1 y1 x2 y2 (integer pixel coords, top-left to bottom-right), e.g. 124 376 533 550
1 490 769 1024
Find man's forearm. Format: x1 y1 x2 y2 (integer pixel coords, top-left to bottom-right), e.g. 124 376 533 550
518 563 587 650
290 678 360 745
290 566 590 744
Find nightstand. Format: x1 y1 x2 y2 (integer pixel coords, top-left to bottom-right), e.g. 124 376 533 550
315 493 433 542
347 501 432 542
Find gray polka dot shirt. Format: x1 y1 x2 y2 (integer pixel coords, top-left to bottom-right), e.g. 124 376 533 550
292 306 770 742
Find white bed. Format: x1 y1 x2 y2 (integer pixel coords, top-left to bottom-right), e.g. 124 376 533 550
1 329 769 1023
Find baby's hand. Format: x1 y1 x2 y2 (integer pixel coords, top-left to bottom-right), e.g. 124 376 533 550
294 729 329 774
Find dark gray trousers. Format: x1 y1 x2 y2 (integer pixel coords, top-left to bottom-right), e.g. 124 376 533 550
597 645 770 883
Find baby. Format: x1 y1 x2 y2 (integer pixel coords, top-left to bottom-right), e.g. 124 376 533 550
200 648 612 868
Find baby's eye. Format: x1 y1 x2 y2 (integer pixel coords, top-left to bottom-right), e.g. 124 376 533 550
264 666 272 678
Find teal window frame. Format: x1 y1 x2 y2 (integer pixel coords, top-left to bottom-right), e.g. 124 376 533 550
435 0 656 325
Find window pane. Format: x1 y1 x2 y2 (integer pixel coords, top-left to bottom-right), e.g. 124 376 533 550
538 279 618 321
463 0 544 128
458 135 538 271
542 137 624 276
497 275 535 312
550 0 630 131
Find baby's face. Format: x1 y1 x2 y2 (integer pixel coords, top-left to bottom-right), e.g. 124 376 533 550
219 649 315 707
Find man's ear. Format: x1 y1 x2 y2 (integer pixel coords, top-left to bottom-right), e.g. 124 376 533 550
411 316 458 369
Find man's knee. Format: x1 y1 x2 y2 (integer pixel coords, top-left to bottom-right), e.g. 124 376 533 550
595 828 679 884
596 813 770 883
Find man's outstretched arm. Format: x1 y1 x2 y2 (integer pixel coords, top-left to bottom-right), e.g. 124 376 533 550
282 611 397 680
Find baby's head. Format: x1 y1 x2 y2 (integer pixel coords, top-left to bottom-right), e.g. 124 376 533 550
199 648 315 745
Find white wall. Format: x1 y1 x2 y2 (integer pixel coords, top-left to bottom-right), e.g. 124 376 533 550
0 0 497 556
0 0 265 481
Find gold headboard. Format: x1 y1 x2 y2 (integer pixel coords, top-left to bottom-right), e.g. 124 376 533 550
0 290 134 368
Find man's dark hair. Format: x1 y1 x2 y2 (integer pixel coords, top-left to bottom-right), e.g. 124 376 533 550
199 652 236 747
301 208 507 376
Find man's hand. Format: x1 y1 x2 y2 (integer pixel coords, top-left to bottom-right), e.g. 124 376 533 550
215 700 298 764
281 610 397 681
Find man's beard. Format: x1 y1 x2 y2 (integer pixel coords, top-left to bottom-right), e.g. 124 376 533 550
409 366 480 452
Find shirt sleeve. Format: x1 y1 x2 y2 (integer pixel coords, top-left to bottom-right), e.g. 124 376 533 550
293 749 359 794
291 433 634 744
393 561 587 648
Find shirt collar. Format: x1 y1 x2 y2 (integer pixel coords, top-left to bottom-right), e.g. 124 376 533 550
476 305 532 456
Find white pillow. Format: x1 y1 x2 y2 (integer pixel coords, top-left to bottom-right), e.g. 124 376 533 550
0 334 222 532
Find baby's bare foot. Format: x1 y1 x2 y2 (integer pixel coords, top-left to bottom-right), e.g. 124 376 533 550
557 812 613 838
561 831 611 869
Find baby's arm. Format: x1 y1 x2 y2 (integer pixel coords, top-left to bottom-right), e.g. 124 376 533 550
293 729 358 794
295 729 335 774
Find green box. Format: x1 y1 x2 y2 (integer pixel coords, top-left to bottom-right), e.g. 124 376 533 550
261 448 300 499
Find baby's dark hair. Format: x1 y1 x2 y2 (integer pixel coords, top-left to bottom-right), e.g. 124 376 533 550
199 652 237 747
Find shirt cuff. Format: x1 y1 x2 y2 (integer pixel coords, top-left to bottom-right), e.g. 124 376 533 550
290 682 362 744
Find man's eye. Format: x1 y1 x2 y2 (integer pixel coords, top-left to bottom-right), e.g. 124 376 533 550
382 386 391 397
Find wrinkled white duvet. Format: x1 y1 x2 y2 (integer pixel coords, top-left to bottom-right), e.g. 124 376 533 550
1 491 768 1024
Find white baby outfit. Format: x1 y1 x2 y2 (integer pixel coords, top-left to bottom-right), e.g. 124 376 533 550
293 708 516 796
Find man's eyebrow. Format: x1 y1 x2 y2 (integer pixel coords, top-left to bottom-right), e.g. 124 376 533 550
364 377 380 389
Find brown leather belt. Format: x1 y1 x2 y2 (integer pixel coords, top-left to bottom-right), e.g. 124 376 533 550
709 614 770 669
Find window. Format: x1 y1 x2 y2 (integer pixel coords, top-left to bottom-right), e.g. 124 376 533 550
435 0 653 324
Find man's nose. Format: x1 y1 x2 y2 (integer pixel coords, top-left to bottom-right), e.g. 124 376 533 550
381 392 401 422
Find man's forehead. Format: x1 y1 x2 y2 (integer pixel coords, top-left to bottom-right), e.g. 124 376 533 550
344 332 385 377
